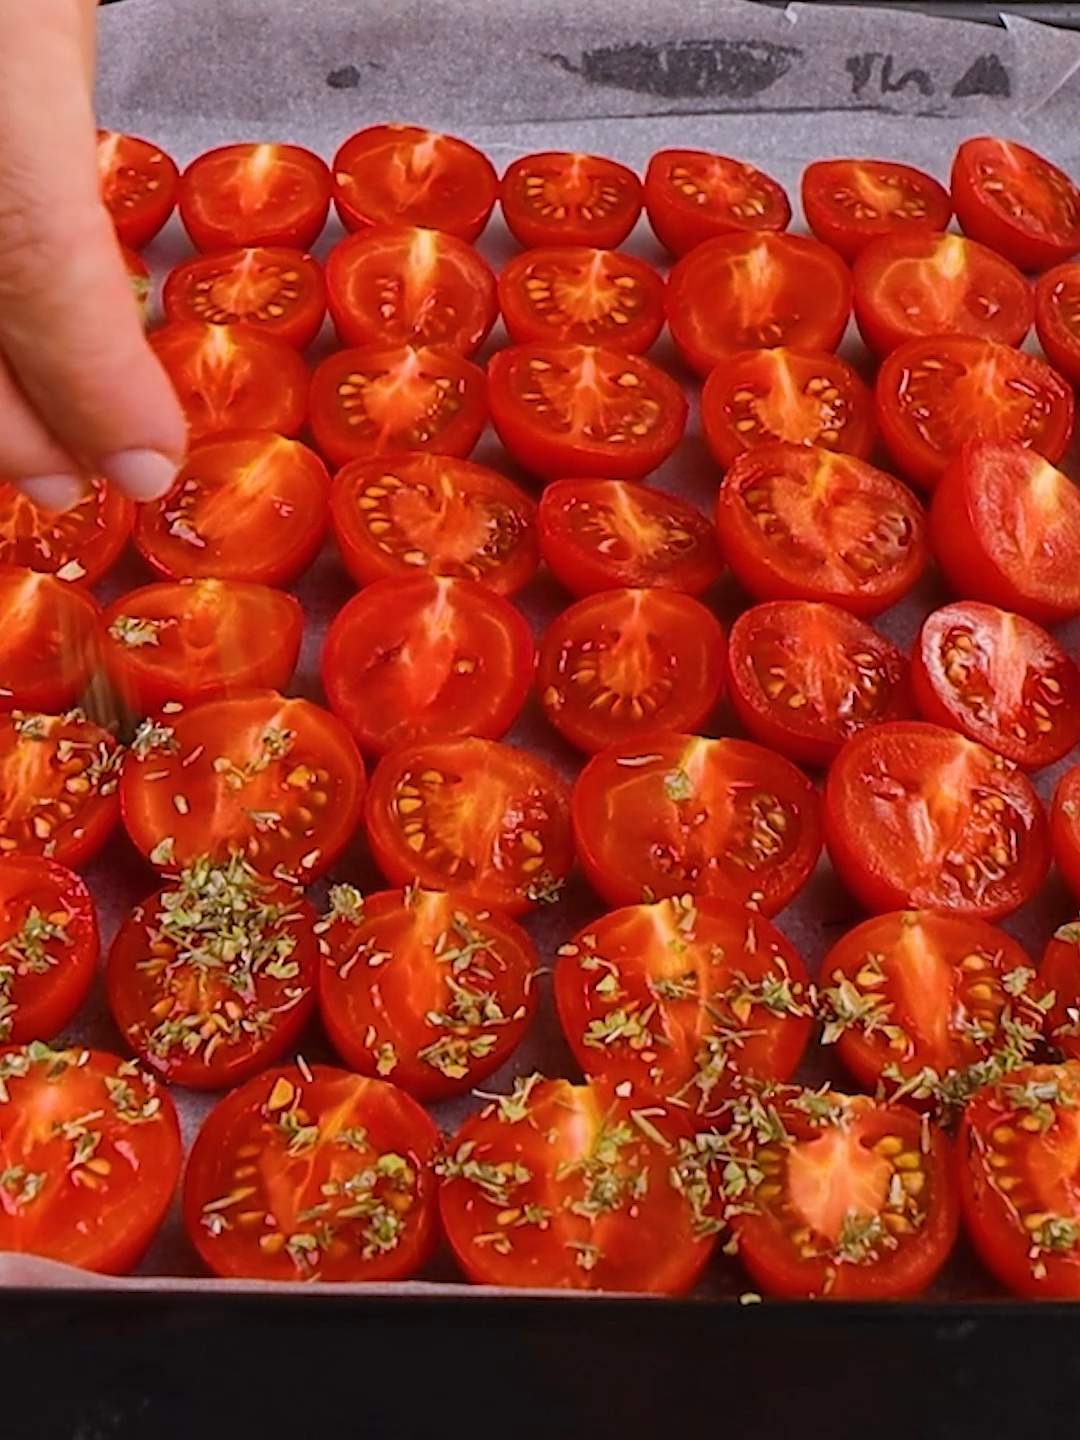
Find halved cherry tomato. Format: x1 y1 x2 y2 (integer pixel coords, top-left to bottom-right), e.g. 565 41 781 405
572 730 821 915
911 601 1080 769
727 600 912 768
149 322 309 442
0 568 99 714
100 579 304 715
497 247 664 353
554 895 811 1113
320 575 533 754
0 1043 181 1274
875 335 1073 490
178 142 331 252
106 856 318 1089
959 1062 1080 1296
161 246 326 349
0 478 133 586
309 344 487 471
644 149 791 257
332 125 498 242
665 232 852 377
715 444 928 618
824 721 1050 919
120 691 366 880
122 245 151 324
318 885 538 1101
1050 766 1080 901
1034 261 1080 385
720 1086 959 1299
1038 921 1080 1060
487 342 686 481
537 478 722 598
96 129 179 251
325 225 496 355
537 587 725 754
0 711 120 869
330 451 538 596
0 857 98 1043
701 347 875 469
499 152 642 249
364 737 573 915
951 137 1080 274
133 431 329 587
853 231 1033 357
928 441 1080 626
183 1063 440 1281
438 1073 719 1292
800 158 952 264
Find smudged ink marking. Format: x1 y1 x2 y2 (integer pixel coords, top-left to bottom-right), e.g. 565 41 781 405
951 54 1010 99
327 65 361 89
546 39 802 101
846 52 933 99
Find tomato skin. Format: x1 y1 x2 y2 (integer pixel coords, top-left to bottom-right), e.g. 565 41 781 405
97 130 179 251
0 711 120 870
497 246 664 354
644 149 791 257
487 342 687 482
1034 262 1080 386
161 246 327 349
330 451 538 596
911 600 1080 769
800 158 952 264
178 142 331 252
951 137 1080 274
183 1063 440 1282
499 152 642 249
715 443 929 619
537 587 726 754
824 721 1050 920
320 575 534 755
0 857 98 1043
537 478 722 599
0 478 133 587
1038 922 1080 1060
0 568 99 715
1050 766 1080 902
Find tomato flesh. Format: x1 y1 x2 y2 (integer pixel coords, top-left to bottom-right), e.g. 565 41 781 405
500 151 642 249
800 158 952 264
0 857 98 1043
0 568 99 715
1034 261 1080 386
1050 766 1080 902
97 129 179 250
1039 922 1080 1061
0 711 120 869
161 246 327 349
497 246 664 354
951 137 1080 273
644 149 791 256
178 142 331 252
0 479 133 587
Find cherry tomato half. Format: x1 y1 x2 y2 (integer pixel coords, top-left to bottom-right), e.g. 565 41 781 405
1039 921 1080 1060
951 136 1080 274
0 478 133 586
644 149 791 257
499 151 642 249
178 142 331 252
0 711 120 869
96 129 179 251
497 246 665 354
0 857 98 1044
0 568 99 715
1034 261 1080 385
161 246 327 349
800 158 952 264
1050 766 1080 901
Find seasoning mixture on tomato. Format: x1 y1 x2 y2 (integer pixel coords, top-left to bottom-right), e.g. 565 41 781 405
0 478 133 586
161 245 326 349
497 246 665 354
644 149 791 256
951 136 1080 273
178 142 331 252
0 568 99 715
97 129 179 250
800 158 952 263
1037 921 1080 1061
0 858 98 1044
499 151 642 250
0 710 120 869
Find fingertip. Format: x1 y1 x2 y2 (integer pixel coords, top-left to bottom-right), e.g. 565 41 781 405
16 474 87 511
100 448 180 502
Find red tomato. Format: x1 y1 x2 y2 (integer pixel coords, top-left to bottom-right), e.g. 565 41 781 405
0 857 98 1043
0 568 99 714
715 443 928 618
727 600 913 768
700 347 875 469
1038 921 1080 1060
133 431 330 587
183 1063 440 1281
824 721 1050 919
951 137 1080 273
330 451 538 596
721 1087 959 1299
0 1044 181 1273
644 149 791 256
0 478 133 586
554 896 811 1113
438 1074 719 1292
120 691 366 880
911 601 1080 769
928 441 1080 626
665 232 852 377
1034 261 1080 385
100 579 304 715
958 1062 1080 1296
0 711 120 869
875 335 1073 490
1050 766 1080 901
486 342 686 482
149 322 309 443
852 231 1033 357
161 246 327 349
325 225 497 355
106 857 318 1089
309 344 487 471
178 142 331 252
122 245 151 324
497 246 664 353
537 587 725 754
499 151 642 249
332 125 498 242
318 885 538 1101
537 478 722 598
364 737 573 916
800 158 952 264
320 575 533 754
96 129 179 251
572 730 821 915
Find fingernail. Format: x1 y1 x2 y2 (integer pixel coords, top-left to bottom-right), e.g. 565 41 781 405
17 475 87 511
101 449 180 502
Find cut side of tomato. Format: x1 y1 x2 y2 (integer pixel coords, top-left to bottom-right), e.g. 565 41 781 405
801 158 952 264
497 246 664 354
951 137 1080 274
1039 922 1080 1061
1050 766 1080 902
0 478 133 586
644 149 791 257
0 568 99 715
499 151 642 249
161 246 326 349
1035 261 1080 386
97 129 179 251
0 711 120 869
0 857 98 1044
178 142 331 252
